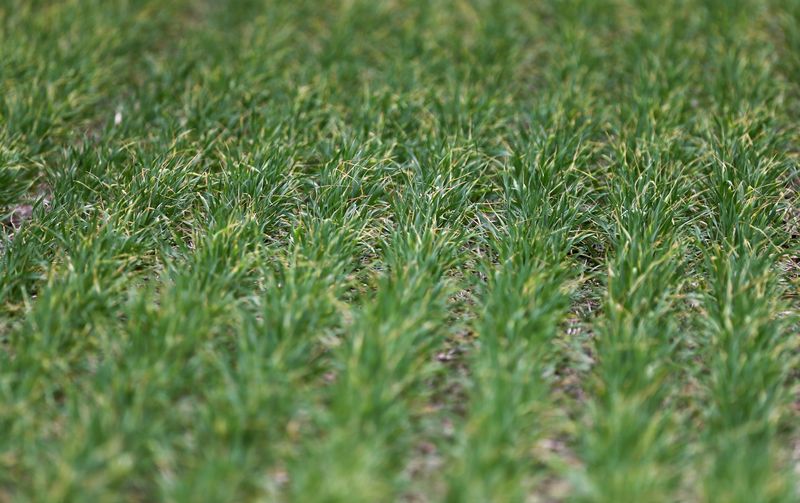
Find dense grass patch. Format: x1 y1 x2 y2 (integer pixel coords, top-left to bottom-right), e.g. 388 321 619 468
1 0 799 501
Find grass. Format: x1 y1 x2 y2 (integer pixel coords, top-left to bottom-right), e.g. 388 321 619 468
1 0 799 501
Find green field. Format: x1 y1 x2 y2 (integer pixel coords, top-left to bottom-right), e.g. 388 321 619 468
1 1 799 501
